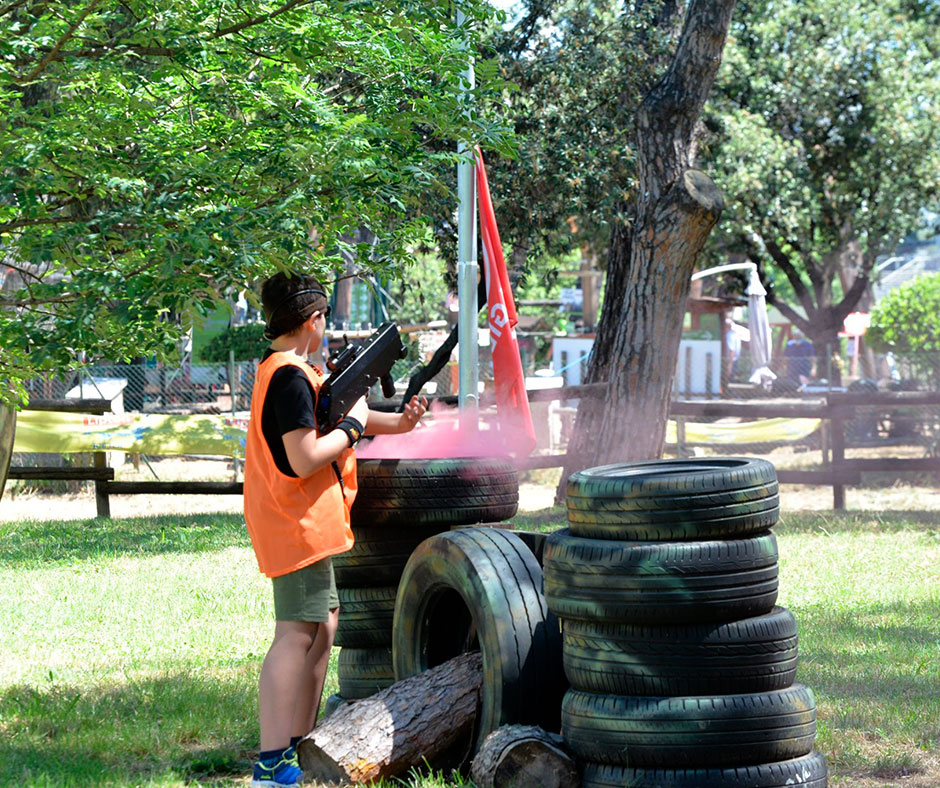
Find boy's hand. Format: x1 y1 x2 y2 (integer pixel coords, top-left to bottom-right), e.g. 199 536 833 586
399 395 428 433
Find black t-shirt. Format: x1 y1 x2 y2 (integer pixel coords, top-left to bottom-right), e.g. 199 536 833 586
260 349 319 477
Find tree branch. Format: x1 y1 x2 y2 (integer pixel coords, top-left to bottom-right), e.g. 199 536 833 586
0 216 81 233
18 0 102 83
641 0 736 152
210 0 314 40
832 270 870 324
765 292 811 334
740 229 815 318
0 0 28 19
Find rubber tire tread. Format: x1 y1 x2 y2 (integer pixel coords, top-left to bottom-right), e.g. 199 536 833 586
566 480 779 510
544 529 778 624
580 752 828 788
352 458 519 527
393 528 566 754
562 685 817 768
333 525 442 587
566 497 780 541
566 457 777 500
337 647 395 699
566 493 779 521
562 607 798 695
334 586 397 648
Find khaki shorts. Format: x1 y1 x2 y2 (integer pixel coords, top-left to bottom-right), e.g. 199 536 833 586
271 557 339 622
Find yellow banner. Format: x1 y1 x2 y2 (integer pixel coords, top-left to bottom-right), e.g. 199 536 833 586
12 411 820 455
666 417 820 445
13 411 248 457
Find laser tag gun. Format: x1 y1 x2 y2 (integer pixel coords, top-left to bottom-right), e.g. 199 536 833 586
316 321 407 432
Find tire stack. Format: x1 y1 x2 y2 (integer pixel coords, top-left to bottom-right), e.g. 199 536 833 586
332 457 520 702
543 458 829 788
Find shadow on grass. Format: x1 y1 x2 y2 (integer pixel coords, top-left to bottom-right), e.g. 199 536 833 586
777 509 940 535
795 599 940 774
0 512 249 567
0 670 256 787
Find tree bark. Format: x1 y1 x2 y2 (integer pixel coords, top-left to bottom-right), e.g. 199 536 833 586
297 651 482 784
469 725 578 788
561 0 736 489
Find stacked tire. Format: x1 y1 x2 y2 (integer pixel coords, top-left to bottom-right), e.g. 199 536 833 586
543 458 828 788
332 457 520 702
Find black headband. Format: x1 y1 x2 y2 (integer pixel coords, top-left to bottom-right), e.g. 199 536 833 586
263 287 328 340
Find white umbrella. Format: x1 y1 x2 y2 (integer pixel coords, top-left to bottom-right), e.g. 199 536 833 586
747 268 777 388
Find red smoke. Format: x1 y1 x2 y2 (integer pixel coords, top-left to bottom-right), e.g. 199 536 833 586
357 402 511 460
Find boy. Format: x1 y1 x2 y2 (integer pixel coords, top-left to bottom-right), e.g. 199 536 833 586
244 272 427 787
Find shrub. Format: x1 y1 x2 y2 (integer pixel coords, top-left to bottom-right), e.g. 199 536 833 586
868 273 940 387
199 324 268 363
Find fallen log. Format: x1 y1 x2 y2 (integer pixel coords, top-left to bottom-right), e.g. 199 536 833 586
297 651 482 784
469 725 579 788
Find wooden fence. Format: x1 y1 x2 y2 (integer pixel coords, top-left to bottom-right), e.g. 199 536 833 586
12 387 940 516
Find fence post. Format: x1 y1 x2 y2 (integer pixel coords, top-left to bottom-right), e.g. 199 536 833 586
93 450 111 518
829 401 846 510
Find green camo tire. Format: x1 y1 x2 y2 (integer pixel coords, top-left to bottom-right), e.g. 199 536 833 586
393 528 566 754
544 528 778 625
562 607 799 695
562 685 817 768
580 752 828 788
565 458 779 540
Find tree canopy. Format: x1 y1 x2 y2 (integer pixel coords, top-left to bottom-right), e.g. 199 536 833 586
702 0 940 350
0 0 503 404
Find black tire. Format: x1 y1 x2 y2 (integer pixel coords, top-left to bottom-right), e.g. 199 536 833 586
562 685 817 768
544 529 778 625
352 458 519 528
334 586 397 648
581 752 828 788
562 607 799 695
565 458 779 541
337 647 395 699
393 528 566 753
334 525 442 587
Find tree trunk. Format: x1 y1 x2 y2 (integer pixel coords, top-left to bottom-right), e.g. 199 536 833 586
561 0 735 488
297 651 482 784
469 725 578 788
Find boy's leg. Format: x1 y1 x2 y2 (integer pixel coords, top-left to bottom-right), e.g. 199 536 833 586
290 606 339 739
258 620 319 752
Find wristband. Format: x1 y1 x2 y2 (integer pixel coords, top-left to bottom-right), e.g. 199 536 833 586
336 416 364 448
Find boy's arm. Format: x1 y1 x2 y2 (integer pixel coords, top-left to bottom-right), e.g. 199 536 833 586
282 396 369 477
365 395 428 435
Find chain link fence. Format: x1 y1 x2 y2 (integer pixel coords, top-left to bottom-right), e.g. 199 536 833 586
21 360 260 414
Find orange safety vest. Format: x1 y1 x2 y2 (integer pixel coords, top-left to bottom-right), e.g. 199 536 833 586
243 351 357 578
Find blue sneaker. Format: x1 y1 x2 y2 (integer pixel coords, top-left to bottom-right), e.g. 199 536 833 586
251 746 302 787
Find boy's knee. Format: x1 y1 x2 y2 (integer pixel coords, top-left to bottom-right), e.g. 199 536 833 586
274 620 320 649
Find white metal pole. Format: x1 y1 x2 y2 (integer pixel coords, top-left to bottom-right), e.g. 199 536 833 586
456 5 479 426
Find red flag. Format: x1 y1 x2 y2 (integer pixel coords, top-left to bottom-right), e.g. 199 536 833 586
476 149 536 456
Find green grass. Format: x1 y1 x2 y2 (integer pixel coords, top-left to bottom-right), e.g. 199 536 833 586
1 508 938 787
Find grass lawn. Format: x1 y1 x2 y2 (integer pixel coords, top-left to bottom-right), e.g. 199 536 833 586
1 505 938 787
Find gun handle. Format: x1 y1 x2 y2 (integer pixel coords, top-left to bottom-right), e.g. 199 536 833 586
380 373 396 399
